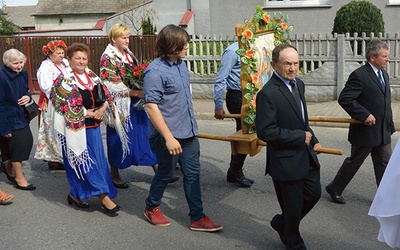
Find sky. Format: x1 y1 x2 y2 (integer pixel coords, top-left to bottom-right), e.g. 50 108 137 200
4 0 38 6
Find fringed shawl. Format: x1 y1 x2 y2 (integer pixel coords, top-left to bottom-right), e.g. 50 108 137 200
50 66 129 179
99 44 137 130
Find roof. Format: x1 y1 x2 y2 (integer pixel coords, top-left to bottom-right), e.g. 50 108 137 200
2 5 36 29
32 0 121 16
179 9 194 27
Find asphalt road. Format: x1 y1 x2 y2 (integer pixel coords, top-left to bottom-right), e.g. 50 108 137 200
0 118 396 250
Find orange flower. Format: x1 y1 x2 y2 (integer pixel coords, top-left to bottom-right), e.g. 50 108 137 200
250 74 259 84
280 23 288 30
249 100 256 109
262 13 271 24
242 29 253 40
245 50 254 59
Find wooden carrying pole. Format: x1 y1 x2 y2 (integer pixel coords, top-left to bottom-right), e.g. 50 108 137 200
198 133 344 155
223 114 362 124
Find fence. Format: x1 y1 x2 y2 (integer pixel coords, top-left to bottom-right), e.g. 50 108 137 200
0 35 155 93
186 32 400 101
2 33 400 100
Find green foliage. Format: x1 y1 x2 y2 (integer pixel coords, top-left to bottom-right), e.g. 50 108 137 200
0 14 17 35
332 0 384 35
142 17 156 35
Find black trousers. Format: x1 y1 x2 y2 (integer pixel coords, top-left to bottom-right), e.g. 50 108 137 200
329 143 392 194
226 90 247 172
273 167 321 249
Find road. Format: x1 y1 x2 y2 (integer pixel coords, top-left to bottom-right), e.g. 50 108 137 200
0 118 396 250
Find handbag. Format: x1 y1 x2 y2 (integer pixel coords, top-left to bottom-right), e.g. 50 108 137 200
24 99 40 122
95 83 106 106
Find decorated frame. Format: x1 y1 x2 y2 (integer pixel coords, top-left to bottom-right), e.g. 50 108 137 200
235 6 293 134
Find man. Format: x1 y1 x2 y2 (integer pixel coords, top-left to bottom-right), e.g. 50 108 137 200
325 38 395 204
143 24 222 232
256 44 321 250
214 41 253 187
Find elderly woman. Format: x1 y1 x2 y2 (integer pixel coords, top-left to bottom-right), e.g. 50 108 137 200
100 23 177 188
51 43 127 215
0 49 36 190
34 40 68 170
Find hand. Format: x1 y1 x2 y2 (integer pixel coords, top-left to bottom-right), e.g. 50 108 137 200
18 95 31 106
165 137 182 155
214 109 225 119
364 114 376 126
313 143 322 153
305 131 312 145
4 133 12 138
129 89 144 99
42 101 48 112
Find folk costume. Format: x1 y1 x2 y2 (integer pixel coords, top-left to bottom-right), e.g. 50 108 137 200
34 57 69 163
100 44 157 169
50 66 127 200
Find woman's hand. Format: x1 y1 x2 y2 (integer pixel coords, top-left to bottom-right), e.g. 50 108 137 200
3 133 12 138
128 89 144 99
18 95 31 106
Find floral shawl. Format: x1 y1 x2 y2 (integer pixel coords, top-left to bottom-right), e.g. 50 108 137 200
50 66 129 179
99 44 135 128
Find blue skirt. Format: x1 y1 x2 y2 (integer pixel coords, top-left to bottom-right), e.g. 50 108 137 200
107 103 157 169
63 126 118 200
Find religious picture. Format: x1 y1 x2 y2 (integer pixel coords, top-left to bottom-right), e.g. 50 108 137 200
252 33 275 86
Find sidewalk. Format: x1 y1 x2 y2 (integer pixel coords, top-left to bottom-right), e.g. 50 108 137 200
193 99 400 131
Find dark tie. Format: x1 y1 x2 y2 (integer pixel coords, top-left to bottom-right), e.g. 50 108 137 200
289 80 302 112
377 70 386 91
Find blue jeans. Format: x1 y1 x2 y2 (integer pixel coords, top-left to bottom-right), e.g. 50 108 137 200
145 134 204 221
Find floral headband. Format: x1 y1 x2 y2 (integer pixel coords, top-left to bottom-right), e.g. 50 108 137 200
42 40 68 55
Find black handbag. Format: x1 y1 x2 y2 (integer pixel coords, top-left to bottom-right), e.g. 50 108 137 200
95 84 107 106
24 99 40 122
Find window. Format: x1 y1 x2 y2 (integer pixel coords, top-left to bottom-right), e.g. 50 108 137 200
388 0 400 4
265 0 331 7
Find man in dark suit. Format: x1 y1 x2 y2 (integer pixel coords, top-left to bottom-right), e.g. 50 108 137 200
256 44 321 250
325 39 395 204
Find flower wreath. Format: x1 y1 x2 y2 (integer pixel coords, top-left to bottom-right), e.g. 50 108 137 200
42 40 68 55
236 6 293 134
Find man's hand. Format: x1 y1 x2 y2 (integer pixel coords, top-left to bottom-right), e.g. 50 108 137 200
214 109 225 119
305 131 312 145
313 143 322 153
364 114 376 126
165 137 182 155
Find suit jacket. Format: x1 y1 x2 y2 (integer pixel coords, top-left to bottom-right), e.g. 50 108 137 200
256 74 320 181
338 63 395 147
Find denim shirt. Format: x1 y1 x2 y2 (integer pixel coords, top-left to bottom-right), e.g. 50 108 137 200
214 42 241 110
144 57 198 139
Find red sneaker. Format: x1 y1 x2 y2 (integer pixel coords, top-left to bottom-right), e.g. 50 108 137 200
144 206 171 226
189 215 223 232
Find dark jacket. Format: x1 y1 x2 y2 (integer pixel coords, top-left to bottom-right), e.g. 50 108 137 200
256 74 320 181
0 65 31 136
338 63 395 147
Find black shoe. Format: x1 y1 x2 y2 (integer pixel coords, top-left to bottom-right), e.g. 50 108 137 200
14 183 36 191
270 214 286 245
1 162 16 183
48 162 65 170
67 194 89 208
169 176 180 184
325 184 346 204
227 169 252 188
112 181 129 189
102 204 121 215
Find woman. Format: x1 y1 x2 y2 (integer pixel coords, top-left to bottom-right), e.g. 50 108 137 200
51 43 127 215
100 23 178 188
0 49 36 191
34 40 68 170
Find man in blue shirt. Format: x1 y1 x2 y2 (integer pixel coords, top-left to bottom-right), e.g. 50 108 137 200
143 24 222 232
214 42 254 187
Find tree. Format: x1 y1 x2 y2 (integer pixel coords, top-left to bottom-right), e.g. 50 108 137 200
142 17 156 35
332 0 384 36
118 0 157 35
0 9 17 35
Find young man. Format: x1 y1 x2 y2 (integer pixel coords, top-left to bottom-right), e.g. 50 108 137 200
256 44 321 250
142 24 222 232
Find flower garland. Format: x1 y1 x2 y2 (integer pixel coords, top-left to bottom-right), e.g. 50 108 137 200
236 6 293 134
42 40 68 55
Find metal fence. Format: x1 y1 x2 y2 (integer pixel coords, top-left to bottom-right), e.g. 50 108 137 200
0 35 155 93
